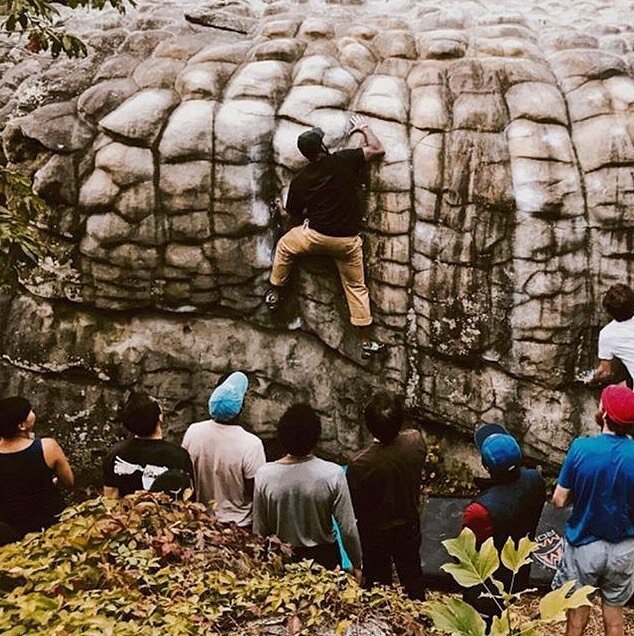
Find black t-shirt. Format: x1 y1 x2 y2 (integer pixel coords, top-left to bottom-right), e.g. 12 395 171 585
285 148 366 237
103 438 193 497
346 430 426 533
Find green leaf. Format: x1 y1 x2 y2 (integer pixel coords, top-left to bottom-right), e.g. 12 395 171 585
440 528 500 588
424 598 487 636
539 580 595 622
501 536 537 575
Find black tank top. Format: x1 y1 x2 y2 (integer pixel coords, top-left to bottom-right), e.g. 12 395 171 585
0 438 63 537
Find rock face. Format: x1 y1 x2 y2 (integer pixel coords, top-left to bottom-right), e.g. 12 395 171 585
0 0 632 481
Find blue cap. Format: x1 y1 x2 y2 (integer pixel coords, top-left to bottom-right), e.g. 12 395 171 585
209 372 248 422
474 423 522 472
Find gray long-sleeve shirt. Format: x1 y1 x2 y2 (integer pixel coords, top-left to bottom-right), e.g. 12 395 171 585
253 457 362 569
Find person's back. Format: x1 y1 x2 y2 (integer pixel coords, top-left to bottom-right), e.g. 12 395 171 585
476 467 546 548
0 437 63 536
287 149 364 237
255 456 348 549
559 434 634 546
183 419 264 526
104 437 192 497
103 392 193 498
347 429 425 531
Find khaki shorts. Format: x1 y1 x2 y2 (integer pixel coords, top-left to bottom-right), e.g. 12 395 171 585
553 537 634 606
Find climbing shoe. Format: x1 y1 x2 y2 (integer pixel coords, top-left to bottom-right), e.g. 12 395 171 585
361 341 386 360
264 287 282 311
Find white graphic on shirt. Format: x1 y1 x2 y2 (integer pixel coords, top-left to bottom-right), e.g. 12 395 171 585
113 456 169 490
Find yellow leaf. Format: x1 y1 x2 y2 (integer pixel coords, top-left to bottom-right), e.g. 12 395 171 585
501 536 537 576
539 580 595 622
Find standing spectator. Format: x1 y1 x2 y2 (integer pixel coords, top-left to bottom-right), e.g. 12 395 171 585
253 404 362 580
182 372 265 528
346 393 427 600
552 385 634 636
0 397 74 543
589 284 634 389
463 423 546 625
103 392 193 498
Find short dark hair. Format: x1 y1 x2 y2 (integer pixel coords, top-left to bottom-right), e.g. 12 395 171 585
364 393 404 443
121 392 161 437
277 404 321 456
603 284 634 322
0 397 32 439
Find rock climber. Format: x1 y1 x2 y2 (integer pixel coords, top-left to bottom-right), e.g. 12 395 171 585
462 423 546 627
587 284 634 390
265 114 386 359
552 385 634 636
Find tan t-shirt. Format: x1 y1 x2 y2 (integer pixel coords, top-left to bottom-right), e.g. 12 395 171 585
182 419 265 526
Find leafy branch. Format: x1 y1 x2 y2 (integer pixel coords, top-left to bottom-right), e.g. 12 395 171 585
424 528 595 636
1 0 133 57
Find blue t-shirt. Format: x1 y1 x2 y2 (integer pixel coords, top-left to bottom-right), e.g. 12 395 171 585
558 434 634 546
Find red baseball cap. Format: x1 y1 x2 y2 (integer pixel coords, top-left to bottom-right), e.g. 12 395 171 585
601 385 634 427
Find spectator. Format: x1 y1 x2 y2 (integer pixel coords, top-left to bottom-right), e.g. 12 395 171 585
103 392 193 498
182 372 265 528
0 397 74 544
253 404 362 580
346 392 427 600
463 423 546 625
552 385 634 636
589 284 634 389
265 115 386 359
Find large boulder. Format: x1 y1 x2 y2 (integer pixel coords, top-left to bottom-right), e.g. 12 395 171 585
0 0 632 484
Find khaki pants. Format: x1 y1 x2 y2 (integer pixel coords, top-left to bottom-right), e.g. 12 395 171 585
270 223 372 327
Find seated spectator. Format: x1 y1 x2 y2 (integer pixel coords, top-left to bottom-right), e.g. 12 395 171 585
463 423 546 626
103 392 193 498
182 372 265 528
346 392 427 600
552 385 634 636
589 284 634 389
253 404 362 581
0 397 74 543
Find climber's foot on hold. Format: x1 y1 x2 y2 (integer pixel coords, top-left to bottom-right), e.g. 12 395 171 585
361 340 386 360
265 287 282 311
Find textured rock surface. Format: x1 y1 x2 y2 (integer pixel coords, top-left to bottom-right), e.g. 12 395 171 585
0 0 633 481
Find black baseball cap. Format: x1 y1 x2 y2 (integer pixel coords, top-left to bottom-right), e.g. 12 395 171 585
297 127 325 160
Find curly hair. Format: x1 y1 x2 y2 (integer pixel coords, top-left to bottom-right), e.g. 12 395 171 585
603 284 634 322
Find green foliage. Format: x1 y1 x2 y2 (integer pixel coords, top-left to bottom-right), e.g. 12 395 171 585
425 528 596 636
1 0 132 57
0 167 49 288
0 494 428 635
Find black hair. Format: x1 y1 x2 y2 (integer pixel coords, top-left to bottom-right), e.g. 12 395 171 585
0 397 32 439
277 404 321 456
603 284 634 322
364 392 404 443
121 392 161 437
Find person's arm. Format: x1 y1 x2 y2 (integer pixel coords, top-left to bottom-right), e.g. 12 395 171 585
252 472 269 537
349 114 385 162
332 470 363 575
243 441 266 503
552 443 576 509
552 484 571 509
588 359 613 386
41 438 74 487
462 502 494 545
